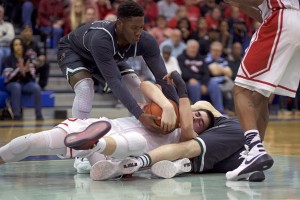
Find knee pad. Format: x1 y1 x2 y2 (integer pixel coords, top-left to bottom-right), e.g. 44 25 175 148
121 73 146 104
72 78 94 119
110 132 147 159
0 134 33 162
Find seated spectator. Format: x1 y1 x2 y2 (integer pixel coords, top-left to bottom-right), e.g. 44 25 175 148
64 0 86 35
227 42 243 81
190 17 210 56
218 20 231 56
21 26 50 90
37 0 65 49
167 6 187 29
149 15 172 45
178 39 224 115
183 0 201 31
0 5 15 69
205 41 234 113
137 0 158 29
160 29 187 58
199 0 216 17
205 6 222 32
176 17 192 43
231 18 250 52
157 0 178 22
84 6 98 23
161 45 181 74
96 0 113 20
2 37 43 120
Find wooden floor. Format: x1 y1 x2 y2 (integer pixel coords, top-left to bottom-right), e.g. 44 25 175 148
0 114 300 200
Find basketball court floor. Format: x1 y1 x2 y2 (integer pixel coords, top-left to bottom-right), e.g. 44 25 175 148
0 115 300 200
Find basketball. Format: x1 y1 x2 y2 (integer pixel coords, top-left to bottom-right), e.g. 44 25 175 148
144 99 180 127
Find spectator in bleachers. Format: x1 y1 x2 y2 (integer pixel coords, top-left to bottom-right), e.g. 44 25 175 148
205 6 221 32
84 6 98 23
167 5 187 29
227 42 242 81
96 0 112 20
149 15 172 45
218 20 231 56
0 5 15 69
199 0 216 17
177 39 210 104
159 28 186 58
190 17 210 56
2 37 43 120
183 0 201 31
231 17 250 52
161 45 181 74
205 41 233 114
104 13 117 21
21 0 34 28
157 0 178 21
21 25 50 90
37 0 65 49
176 17 192 43
137 0 158 29
64 0 86 35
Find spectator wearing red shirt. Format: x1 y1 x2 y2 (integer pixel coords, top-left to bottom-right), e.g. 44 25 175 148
37 0 65 49
205 6 222 32
138 0 158 29
167 6 187 29
183 0 201 31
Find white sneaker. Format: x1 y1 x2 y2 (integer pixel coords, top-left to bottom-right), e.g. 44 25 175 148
151 158 192 179
74 157 91 174
226 144 273 181
90 157 141 181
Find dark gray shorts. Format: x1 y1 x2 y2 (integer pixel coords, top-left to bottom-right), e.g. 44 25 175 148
191 118 246 173
57 36 133 86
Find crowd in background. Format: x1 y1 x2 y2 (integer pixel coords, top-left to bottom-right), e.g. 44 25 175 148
0 0 299 118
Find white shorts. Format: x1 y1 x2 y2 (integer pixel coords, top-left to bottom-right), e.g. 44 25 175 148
56 117 181 158
235 9 300 97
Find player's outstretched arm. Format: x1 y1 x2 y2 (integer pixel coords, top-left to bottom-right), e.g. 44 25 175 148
140 81 177 132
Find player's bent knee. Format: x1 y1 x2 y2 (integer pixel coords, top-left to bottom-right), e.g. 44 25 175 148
73 78 94 118
110 132 147 158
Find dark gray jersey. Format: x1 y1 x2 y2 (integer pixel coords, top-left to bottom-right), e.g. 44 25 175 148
59 20 178 118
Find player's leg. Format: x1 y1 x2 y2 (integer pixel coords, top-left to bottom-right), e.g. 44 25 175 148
0 128 67 164
90 140 199 180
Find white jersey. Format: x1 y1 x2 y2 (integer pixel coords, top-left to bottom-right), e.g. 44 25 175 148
235 0 300 97
57 117 181 157
259 0 300 19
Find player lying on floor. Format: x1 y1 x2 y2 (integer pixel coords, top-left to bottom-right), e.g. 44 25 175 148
64 71 267 182
0 72 214 175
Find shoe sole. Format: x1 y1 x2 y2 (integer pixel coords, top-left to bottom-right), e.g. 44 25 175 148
151 158 191 179
90 158 140 181
64 121 111 150
238 154 274 176
248 171 265 182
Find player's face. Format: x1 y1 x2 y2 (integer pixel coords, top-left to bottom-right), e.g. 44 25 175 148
121 17 144 44
192 111 210 134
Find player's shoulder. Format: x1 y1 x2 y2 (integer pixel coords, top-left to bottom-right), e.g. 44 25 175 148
140 31 157 44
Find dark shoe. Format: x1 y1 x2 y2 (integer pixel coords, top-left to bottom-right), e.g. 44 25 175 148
64 121 111 150
36 115 44 120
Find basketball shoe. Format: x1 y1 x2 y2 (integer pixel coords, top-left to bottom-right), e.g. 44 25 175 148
226 144 273 181
90 157 141 180
151 158 192 179
64 121 111 150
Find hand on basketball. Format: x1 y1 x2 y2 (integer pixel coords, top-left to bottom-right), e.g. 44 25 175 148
139 113 165 134
161 102 177 133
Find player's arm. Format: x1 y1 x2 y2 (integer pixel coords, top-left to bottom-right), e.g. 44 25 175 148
164 71 197 141
140 81 177 132
225 0 263 23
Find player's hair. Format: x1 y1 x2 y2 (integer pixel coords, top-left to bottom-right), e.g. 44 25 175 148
197 109 215 131
117 0 144 19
